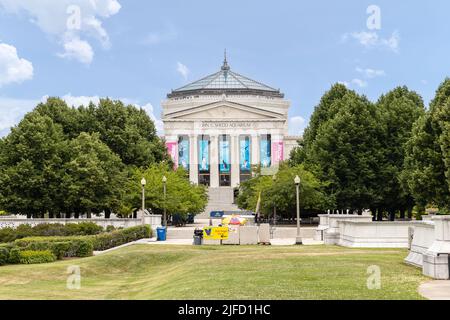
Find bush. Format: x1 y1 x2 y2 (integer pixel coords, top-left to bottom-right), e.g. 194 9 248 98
0 222 105 244
8 248 21 264
0 247 9 266
15 237 94 258
19 250 56 264
91 225 151 251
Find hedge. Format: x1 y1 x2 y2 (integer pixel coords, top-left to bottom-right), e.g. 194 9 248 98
18 250 56 264
13 225 152 258
15 237 94 258
0 222 104 243
0 247 9 266
91 225 151 251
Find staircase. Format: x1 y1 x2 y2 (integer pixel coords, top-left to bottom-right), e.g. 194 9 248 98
197 187 241 219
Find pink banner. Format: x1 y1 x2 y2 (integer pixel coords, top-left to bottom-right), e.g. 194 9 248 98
272 141 284 165
166 142 178 169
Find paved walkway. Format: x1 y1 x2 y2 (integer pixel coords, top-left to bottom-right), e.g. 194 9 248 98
419 281 450 300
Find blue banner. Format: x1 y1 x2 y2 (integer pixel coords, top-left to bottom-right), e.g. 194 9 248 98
198 138 210 172
240 138 251 172
178 136 189 170
260 137 271 168
219 139 230 173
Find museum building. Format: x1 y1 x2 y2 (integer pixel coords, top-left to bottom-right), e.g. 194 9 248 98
162 55 300 212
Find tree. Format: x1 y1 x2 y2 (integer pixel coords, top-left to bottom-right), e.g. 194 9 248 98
122 163 208 219
306 90 385 213
62 133 126 218
290 84 350 166
237 164 332 219
34 97 170 168
402 79 450 212
0 113 67 217
376 87 425 220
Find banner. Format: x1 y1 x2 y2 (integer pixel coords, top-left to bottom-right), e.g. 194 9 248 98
260 137 271 168
203 227 229 240
272 141 284 165
178 137 190 170
219 138 230 173
166 142 178 169
198 138 210 172
240 137 251 172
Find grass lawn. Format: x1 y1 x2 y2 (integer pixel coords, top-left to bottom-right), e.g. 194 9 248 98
0 245 428 300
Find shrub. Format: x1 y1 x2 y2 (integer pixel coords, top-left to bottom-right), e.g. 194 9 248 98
8 248 21 264
19 250 56 264
0 222 105 244
15 237 94 258
91 225 151 251
0 247 9 266
106 225 116 233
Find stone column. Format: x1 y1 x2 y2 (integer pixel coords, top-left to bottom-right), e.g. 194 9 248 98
189 134 198 184
210 135 219 188
251 134 259 167
231 135 240 188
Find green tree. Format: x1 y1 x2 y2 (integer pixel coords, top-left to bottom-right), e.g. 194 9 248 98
122 163 207 219
307 90 384 213
237 164 332 219
402 79 450 212
0 113 67 217
290 84 350 166
377 87 425 220
62 133 126 218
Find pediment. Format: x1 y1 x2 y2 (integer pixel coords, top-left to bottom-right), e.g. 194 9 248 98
165 101 284 121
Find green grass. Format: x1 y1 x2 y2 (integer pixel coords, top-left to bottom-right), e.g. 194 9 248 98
0 245 427 300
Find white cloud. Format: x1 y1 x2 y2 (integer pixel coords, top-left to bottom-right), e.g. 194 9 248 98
356 67 385 79
58 37 94 64
351 78 368 88
142 26 178 46
342 30 400 53
0 97 39 136
0 0 121 64
61 93 100 107
176 62 189 81
289 116 306 136
139 103 164 134
0 43 33 87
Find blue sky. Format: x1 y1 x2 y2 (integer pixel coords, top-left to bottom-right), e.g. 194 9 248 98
1 0 450 137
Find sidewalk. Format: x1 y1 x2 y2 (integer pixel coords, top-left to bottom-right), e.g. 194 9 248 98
419 281 450 300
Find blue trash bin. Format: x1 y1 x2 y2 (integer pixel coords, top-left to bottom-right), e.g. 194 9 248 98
157 227 167 241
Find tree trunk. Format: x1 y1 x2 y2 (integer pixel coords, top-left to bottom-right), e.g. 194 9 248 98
407 207 413 220
87 209 92 219
400 209 406 220
49 212 54 219
389 209 395 221
105 209 111 219
376 208 384 221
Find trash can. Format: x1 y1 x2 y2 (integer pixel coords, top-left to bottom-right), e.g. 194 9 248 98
193 228 203 246
157 227 167 241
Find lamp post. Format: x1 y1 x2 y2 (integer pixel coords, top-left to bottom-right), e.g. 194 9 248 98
141 177 147 215
294 175 302 245
162 176 167 227
273 174 277 226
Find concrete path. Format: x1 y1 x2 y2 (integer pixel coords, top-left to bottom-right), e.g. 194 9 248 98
419 281 450 300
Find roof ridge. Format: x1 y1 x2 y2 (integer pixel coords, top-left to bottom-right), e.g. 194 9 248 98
230 70 279 92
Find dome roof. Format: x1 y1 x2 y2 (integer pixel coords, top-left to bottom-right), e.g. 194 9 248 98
168 55 284 98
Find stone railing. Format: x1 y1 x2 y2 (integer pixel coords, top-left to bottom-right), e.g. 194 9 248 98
0 214 162 232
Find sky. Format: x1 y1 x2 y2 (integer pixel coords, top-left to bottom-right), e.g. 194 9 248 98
1 0 450 137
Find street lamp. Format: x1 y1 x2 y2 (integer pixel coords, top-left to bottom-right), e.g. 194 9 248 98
162 176 167 227
141 177 147 215
294 175 302 245
273 174 277 226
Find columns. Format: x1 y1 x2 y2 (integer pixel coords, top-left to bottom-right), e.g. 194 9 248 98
210 135 219 188
231 135 240 188
189 135 198 184
251 134 259 167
